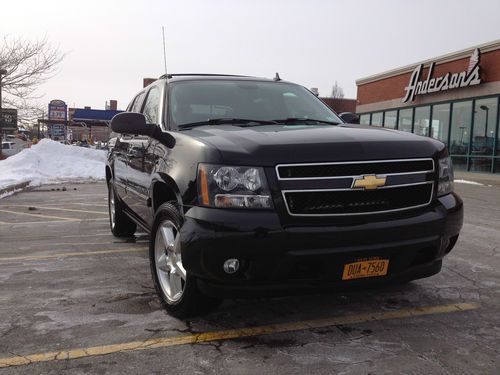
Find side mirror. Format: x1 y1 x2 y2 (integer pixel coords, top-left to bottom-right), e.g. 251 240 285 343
110 112 176 148
111 112 150 135
339 112 360 124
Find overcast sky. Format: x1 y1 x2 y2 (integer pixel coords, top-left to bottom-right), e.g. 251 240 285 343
1 0 500 111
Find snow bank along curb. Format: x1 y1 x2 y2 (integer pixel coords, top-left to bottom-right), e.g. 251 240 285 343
0 139 107 199
455 179 484 186
0 181 31 198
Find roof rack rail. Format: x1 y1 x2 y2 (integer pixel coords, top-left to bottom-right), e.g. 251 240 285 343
159 73 251 79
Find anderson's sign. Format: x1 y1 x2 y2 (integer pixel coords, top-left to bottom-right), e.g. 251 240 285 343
402 49 481 103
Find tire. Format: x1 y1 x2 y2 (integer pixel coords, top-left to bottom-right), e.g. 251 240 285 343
108 180 137 237
150 202 221 318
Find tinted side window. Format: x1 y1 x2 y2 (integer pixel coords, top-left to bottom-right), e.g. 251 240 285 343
143 86 161 124
126 97 136 112
132 92 146 113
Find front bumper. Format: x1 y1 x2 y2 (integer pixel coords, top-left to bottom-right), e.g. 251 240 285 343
180 193 463 297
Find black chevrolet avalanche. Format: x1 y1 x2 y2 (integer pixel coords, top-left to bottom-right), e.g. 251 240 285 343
106 74 463 318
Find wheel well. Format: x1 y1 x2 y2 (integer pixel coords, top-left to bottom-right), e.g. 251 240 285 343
153 182 178 213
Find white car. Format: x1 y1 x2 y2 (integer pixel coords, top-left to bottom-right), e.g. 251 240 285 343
1 141 18 157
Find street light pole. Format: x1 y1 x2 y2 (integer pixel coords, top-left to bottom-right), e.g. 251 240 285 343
0 68 8 158
37 110 44 139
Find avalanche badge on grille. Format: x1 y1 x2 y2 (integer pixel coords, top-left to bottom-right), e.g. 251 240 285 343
352 175 387 190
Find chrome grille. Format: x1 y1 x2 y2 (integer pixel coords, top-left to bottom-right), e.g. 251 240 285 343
276 159 435 216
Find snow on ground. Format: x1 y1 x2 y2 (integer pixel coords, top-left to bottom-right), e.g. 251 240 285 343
0 139 106 197
455 179 484 186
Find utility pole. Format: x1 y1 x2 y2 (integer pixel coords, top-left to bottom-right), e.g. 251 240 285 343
0 68 8 158
37 110 44 139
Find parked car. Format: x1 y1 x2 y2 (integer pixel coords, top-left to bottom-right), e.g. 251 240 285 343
1 141 19 157
76 140 90 148
106 74 463 318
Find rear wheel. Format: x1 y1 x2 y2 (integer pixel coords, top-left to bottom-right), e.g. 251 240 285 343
108 180 136 237
150 203 221 318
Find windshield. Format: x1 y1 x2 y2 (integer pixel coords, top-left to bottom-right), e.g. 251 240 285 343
169 80 342 127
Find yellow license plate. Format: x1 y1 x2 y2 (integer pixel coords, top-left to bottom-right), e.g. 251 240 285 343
342 259 389 280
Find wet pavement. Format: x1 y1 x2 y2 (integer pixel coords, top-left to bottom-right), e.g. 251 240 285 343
0 179 499 374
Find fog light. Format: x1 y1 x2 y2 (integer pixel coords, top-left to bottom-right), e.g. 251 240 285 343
223 259 240 274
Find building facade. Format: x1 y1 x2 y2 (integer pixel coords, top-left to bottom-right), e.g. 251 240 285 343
356 40 500 173
321 97 357 114
67 102 121 142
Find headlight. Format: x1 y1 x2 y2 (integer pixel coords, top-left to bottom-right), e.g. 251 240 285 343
437 156 454 196
198 164 272 209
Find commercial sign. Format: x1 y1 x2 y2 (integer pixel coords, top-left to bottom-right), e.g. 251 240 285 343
50 124 65 138
48 99 67 139
402 49 481 103
0 108 18 130
48 99 67 122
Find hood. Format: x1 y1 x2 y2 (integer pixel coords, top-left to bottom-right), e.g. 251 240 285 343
184 124 445 166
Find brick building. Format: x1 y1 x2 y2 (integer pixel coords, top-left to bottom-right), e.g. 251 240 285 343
356 39 500 173
320 97 357 114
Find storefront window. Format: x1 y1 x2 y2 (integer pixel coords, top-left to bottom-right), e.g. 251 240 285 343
449 101 472 155
451 156 468 172
384 110 397 129
371 112 383 126
472 97 497 156
413 106 430 136
359 114 370 125
469 157 492 172
431 103 450 144
398 108 413 132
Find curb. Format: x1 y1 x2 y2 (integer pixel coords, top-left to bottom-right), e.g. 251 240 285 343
0 181 31 197
455 172 500 187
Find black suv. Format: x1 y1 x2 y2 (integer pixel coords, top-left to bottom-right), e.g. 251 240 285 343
106 74 463 317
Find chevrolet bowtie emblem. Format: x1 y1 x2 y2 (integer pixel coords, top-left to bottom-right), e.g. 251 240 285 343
352 175 387 190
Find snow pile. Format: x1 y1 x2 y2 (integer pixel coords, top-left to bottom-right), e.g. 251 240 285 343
455 179 484 186
0 139 106 195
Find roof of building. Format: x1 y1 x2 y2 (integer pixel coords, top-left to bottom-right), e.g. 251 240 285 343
356 39 500 86
72 108 122 122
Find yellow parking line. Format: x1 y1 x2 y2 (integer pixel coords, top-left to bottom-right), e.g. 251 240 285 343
0 302 479 368
73 203 108 207
14 202 109 207
3 205 108 215
0 248 147 262
0 218 109 225
0 209 78 222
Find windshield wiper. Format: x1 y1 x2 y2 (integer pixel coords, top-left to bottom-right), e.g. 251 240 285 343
272 118 340 125
178 118 278 129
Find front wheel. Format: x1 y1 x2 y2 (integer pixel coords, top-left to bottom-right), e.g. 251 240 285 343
150 203 221 318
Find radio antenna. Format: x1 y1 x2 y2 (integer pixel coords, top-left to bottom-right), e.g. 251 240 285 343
162 26 168 75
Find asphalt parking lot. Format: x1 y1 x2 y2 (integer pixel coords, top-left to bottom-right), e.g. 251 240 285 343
0 177 499 374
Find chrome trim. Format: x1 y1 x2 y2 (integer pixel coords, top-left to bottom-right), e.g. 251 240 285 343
281 181 434 217
276 158 435 181
126 185 150 201
114 180 128 190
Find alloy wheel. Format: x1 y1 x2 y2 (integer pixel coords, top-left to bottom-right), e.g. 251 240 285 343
154 220 186 303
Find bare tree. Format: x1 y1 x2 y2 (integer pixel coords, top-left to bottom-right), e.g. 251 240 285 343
0 36 65 127
0 36 65 100
331 81 345 99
